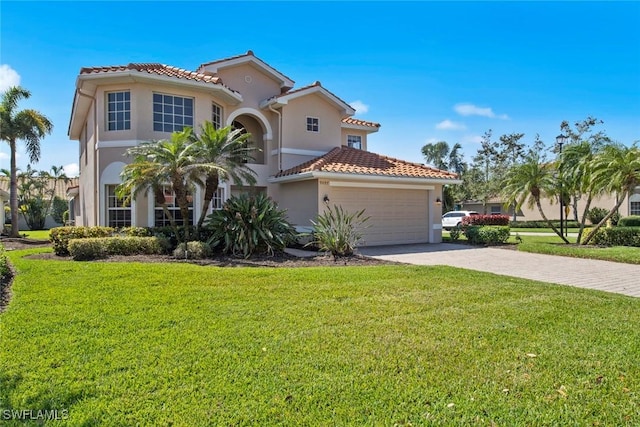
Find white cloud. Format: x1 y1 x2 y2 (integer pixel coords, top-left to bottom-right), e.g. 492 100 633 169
461 134 484 144
0 152 9 160
454 103 509 120
349 100 369 114
435 119 466 131
63 163 80 178
0 65 21 92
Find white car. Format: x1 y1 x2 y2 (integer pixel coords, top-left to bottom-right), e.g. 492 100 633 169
441 210 479 230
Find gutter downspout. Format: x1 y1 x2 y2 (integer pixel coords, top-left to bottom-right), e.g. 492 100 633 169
76 88 98 226
268 103 283 171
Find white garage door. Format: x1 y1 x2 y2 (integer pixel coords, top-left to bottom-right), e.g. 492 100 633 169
330 187 429 246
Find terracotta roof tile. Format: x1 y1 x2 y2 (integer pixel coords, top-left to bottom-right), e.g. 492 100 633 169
80 63 228 87
0 177 79 200
342 117 381 128
275 147 458 180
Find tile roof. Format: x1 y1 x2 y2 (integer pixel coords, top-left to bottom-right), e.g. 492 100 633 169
198 50 295 86
275 147 459 180
0 177 79 200
342 117 381 128
80 63 227 86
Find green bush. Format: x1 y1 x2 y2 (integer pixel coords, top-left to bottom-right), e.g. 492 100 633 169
149 226 214 251
618 216 640 227
588 227 640 247
586 207 609 225
463 214 510 227
510 220 580 229
464 226 511 245
173 241 211 259
0 243 11 279
449 227 461 241
51 197 68 224
49 226 115 256
68 236 164 260
119 226 151 237
205 193 297 258
307 204 370 258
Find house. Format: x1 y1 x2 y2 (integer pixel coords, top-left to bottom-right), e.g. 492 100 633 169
68 51 459 246
459 188 640 222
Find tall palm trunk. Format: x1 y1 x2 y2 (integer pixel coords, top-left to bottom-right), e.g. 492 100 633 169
535 196 570 244
581 190 628 245
9 140 19 237
576 194 594 244
197 173 219 230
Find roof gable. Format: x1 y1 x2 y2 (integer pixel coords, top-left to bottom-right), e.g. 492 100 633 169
261 81 356 117
198 50 295 91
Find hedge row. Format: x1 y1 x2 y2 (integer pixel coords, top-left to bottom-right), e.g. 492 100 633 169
509 220 581 229
68 236 165 261
463 214 510 227
464 226 511 245
50 226 115 256
618 216 640 227
585 227 640 247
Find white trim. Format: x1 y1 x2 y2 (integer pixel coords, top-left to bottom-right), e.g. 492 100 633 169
275 86 356 115
341 122 380 133
432 224 442 230
226 107 273 140
270 148 328 157
269 171 462 186
96 140 139 149
306 116 319 133
100 161 134 227
329 181 435 190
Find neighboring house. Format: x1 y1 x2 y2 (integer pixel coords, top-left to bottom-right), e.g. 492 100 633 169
459 187 640 222
68 51 459 245
0 188 8 227
0 176 79 229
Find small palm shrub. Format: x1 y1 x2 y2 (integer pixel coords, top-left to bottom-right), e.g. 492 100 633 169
586 207 609 225
307 205 370 258
173 241 211 259
205 193 297 258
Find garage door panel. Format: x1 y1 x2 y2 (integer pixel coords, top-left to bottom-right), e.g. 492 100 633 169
330 187 429 246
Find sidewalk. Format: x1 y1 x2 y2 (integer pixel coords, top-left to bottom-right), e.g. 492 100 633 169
359 243 640 298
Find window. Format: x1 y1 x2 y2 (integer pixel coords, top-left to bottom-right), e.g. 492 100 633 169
306 117 319 132
212 103 223 129
631 202 640 216
347 135 362 149
154 186 194 226
107 91 131 131
153 93 194 132
211 187 225 210
490 205 501 214
106 185 131 227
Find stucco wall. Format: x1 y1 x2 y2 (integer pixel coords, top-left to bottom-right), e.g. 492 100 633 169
274 180 318 227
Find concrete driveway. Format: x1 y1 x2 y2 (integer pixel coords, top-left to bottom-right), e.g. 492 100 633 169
359 243 640 298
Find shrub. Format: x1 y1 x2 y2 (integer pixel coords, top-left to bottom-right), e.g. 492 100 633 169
205 193 297 258
173 241 211 259
149 226 215 251
68 236 164 260
464 226 511 245
618 216 640 227
586 207 609 225
0 243 11 280
588 227 640 247
119 226 151 237
51 197 68 224
49 226 115 256
463 214 509 227
509 220 580 229
307 204 370 258
449 227 461 241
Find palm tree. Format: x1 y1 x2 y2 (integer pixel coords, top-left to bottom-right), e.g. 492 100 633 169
501 152 570 244
421 141 466 211
581 143 640 245
45 165 70 220
118 128 202 243
190 122 257 230
0 86 53 237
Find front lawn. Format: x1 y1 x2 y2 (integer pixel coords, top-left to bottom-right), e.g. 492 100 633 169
1 248 638 425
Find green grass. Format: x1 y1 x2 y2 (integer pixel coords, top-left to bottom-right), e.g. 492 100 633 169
16 230 51 241
1 248 638 425
510 227 580 234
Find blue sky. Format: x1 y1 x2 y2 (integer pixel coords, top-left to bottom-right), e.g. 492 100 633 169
1 1 639 177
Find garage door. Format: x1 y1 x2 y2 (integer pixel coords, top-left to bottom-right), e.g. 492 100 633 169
330 187 429 246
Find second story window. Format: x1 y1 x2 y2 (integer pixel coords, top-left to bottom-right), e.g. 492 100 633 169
306 117 319 132
107 91 131 131
212 103 223 129
347 135 362 149
153 93 193 132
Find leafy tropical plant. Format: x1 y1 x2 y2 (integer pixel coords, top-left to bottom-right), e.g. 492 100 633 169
586 207 609 225
189 122 257 231
307 204 370 259
118 128 201 243
0 86 53 236
205 193 297 258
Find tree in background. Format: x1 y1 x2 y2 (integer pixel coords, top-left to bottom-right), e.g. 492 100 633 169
0 86 53 237
421 141 465 211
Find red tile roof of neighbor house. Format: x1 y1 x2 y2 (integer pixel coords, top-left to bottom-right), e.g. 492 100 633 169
275 147 459 180
0 177 79 200
80 63 228 86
